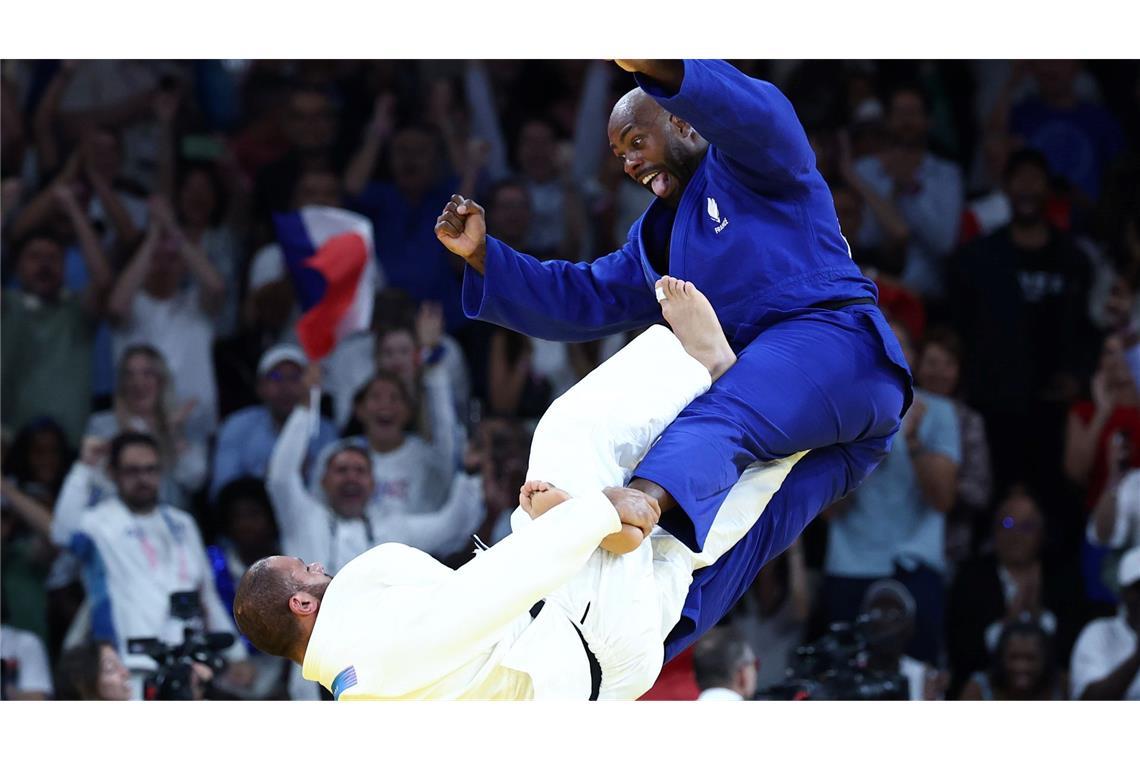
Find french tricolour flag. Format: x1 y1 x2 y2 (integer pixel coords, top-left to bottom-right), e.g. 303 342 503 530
273 206 381 361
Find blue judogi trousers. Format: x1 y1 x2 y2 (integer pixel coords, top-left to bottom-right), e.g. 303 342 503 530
654 304 911 661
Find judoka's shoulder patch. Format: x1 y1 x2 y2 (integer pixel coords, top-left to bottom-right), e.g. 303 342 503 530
332 665 358 700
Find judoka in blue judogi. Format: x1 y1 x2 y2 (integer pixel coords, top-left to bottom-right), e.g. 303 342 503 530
435 59 913 661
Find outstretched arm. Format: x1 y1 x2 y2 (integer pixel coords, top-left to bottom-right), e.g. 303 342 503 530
436 195 659 342
381 488 657 693
622 59 817 191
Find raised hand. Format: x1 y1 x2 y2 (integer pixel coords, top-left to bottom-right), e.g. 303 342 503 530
368 92 396 140
80 436 110 468
434 194 487 273
416 301 444 351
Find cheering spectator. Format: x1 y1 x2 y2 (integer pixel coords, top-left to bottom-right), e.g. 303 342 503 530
217 163 360 418
853 83 964 301
266 368 483 699
914 327 994 562
50 432 247 698
2 183 112 446
1009 61 1125 208
692 625 758 701
1089 466 1140 552
374 304 467 457
267 368 484 569
346 370 458 517
345 111 474 332
822 319 959 665
959 618 1065 700
171 163 244 339
253 84 343 223
1065 334 1140 500
1065 333 1140 611
951 149 1096 502
85 344 208 510
946 489 1084 696
1069 547 1140 699
2 418 73 504
107 196 226 436
210 345 338 499
53 640 131 701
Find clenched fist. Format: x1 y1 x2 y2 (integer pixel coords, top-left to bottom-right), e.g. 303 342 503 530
434 194 487 274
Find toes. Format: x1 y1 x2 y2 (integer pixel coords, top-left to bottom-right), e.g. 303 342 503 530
682 280 694 297
667 277 681 298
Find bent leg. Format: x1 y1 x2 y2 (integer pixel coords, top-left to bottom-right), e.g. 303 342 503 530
526 324 711 498
662 432 896 662
635 306 910 552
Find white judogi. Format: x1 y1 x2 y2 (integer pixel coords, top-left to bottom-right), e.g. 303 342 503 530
302 326 805 699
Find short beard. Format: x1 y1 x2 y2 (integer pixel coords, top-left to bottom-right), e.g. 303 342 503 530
298 578 330 601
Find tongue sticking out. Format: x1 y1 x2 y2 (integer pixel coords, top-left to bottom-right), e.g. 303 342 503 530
651 172 670 197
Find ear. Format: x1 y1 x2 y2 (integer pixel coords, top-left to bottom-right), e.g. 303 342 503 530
289 592 320 618
669 114 694 139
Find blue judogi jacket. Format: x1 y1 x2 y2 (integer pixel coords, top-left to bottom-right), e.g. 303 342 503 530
461 59 878 351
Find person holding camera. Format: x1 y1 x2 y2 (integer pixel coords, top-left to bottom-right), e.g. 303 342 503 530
51 431 248 699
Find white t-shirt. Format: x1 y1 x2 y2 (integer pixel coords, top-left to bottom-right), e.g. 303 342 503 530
1069 612 1140 700
69 498 244 670
1088 470 1140 550
113 286 218 435
0 625 53 698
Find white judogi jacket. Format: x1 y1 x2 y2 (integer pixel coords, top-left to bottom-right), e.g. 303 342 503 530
303 491 620 699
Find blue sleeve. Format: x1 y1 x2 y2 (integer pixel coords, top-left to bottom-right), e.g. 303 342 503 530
72 532 119 648
635 59 816 192
461 235 660 342
209 415 245 500
918 396 962 464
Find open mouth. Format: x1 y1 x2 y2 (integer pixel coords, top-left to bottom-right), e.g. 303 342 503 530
638 169 672 198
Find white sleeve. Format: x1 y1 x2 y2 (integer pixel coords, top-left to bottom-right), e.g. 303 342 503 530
380 473 485 558
51 463 105 548
384 491 620 685
421 363 461 473
267 407 323 548
1069 622 1111 699
171 438 209 492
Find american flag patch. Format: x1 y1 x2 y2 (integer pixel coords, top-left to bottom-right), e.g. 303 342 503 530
331 665 358 700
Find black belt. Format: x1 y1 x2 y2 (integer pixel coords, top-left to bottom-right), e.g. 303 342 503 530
812 296 876 310
529 600 601 700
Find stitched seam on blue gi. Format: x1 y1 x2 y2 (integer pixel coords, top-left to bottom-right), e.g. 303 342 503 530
331 665 358 700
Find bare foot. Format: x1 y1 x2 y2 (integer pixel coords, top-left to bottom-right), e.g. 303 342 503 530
655 276 736 381
520 480 570 519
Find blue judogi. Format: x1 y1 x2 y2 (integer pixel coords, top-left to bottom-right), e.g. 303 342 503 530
461 60 913 660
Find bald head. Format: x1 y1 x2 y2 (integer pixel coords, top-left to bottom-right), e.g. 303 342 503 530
607 88 707 209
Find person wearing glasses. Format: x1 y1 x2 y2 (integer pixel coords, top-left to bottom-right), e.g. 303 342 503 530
51 431 247 699
946 488 1084 697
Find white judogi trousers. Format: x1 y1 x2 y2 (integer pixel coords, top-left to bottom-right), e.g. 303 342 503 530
515 325 805 699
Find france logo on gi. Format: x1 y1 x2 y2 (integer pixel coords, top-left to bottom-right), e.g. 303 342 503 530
707 197 729 234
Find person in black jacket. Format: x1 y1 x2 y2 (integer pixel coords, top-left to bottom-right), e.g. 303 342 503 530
946 486 1085 697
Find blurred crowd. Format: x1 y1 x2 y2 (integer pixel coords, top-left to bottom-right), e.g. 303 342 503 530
0 59 1138 701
